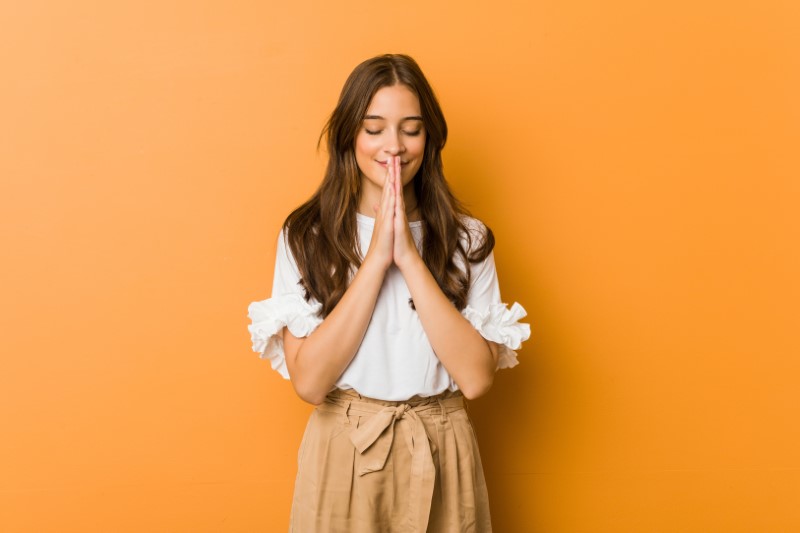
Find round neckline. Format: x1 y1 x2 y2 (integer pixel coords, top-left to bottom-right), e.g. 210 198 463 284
357 212 424 228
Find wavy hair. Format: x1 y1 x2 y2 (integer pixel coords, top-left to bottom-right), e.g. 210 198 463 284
283 54 494 317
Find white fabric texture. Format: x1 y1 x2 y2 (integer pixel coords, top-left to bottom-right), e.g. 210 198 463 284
247 213 531 401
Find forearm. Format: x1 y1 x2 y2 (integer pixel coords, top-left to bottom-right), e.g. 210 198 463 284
400 255 497 399
285 258 385 404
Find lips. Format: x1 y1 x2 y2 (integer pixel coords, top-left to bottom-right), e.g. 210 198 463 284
376 160 408 167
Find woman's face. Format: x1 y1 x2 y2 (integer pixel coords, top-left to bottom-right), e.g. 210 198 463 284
354 84 426 193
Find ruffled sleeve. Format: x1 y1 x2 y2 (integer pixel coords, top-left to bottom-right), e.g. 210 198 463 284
460 218 531 369
247 229 324 379
462 302 530 369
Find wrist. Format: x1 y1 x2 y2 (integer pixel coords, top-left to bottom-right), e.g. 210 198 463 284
360 254 391 278
396 251 426 276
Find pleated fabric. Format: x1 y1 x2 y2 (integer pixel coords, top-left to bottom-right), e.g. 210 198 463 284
289 388 493 533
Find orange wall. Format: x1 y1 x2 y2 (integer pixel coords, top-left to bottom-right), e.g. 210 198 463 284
2 0 799 531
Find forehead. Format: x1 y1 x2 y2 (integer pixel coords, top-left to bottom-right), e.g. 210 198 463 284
365 85 421 117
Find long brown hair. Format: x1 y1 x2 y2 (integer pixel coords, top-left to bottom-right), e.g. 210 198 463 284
283 54 494 317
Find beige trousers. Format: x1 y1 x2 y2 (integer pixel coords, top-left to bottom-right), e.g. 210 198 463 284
289 388 493 532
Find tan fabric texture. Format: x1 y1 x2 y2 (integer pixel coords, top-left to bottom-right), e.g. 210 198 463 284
289 388 493 532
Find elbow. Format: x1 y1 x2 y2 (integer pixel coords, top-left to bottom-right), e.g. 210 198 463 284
459 344 497 400
288 370 330 406
291 380 328 406
286 352 330 405
459 371 495 400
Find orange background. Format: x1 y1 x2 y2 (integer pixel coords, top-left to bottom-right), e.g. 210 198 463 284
2 0 799 531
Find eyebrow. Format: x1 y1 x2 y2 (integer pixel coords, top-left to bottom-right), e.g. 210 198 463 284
363 115 423 121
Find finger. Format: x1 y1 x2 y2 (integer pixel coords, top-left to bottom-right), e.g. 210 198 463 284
381 157 395 223
386 155 395 186
395 155 402 186
385 155 395 194
378 159 392 213
384 156 393 188
394 158 405 216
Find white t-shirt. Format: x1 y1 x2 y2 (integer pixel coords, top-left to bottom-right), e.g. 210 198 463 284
248 213 530 401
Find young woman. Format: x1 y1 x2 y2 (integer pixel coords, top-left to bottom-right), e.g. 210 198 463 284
248 54 530 532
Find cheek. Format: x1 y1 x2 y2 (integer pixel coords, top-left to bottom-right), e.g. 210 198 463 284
354 138 380 179
355 134 380 156
408 138 426 169
354 138 367 160
409 135 426 158
405 142 426 184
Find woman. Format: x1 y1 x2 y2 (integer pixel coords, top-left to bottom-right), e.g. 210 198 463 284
248 53 530 532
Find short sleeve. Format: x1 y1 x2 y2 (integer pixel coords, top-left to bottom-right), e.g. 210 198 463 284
459 220 531 369
247 229 323 379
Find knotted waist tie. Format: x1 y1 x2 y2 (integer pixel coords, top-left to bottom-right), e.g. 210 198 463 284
318 389 466 533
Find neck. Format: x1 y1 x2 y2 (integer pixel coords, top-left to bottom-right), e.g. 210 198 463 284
405 200 420 221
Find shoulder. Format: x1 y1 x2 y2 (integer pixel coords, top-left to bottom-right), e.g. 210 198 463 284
274 224 300 268
457 215 493 255
460 215 488 236
275 225 289 252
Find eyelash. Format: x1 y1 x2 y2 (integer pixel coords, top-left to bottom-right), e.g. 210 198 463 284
365 129 422 137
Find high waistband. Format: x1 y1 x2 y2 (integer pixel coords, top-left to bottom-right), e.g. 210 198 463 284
320 387 465 417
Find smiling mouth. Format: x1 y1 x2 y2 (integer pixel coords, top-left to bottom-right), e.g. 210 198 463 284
377 160 409 166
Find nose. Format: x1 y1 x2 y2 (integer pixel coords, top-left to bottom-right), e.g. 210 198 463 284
383 131 406 156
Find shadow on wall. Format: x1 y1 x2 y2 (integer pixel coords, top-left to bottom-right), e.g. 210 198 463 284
445 137 593 530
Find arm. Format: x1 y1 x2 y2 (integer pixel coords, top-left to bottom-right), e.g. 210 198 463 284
283 260 385 405
282 166 397 405
390 157 499 400
398 257 500 399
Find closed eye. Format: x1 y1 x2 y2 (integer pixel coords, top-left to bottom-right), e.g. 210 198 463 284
364 129 422 136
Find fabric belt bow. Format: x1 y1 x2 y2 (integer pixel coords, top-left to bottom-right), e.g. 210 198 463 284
349 403 435 533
